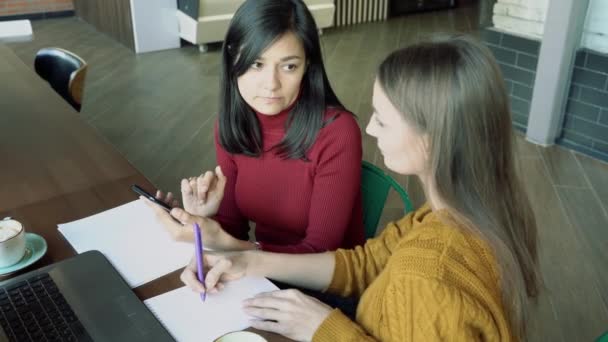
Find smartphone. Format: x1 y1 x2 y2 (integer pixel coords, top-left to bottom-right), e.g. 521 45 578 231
131 184 172 212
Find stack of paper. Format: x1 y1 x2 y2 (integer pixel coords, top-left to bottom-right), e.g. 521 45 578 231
58 200 193 288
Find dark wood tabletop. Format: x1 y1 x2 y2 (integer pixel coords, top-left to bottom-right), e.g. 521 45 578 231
0 44 290 342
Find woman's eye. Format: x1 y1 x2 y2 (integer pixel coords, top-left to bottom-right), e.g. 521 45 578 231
282 64 298 72
252 62 263 70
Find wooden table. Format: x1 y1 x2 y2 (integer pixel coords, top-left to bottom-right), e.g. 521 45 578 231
0 44 290 342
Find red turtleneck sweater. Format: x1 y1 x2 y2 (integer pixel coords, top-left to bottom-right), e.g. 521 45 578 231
214 107 365 253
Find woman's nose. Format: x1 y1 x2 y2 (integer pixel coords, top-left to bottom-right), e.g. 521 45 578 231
261 68 280 91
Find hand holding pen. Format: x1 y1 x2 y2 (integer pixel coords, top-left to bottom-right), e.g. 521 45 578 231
180 221 248 295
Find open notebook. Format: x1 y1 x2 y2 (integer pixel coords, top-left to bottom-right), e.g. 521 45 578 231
144 276 279 342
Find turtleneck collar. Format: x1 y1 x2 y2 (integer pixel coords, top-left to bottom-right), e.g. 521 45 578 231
255 99 297 132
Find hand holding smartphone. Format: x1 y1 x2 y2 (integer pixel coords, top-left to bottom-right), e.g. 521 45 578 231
131 184 172 212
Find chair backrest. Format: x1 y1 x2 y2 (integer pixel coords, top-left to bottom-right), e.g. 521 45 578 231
361 161 413 239
34 47 87 112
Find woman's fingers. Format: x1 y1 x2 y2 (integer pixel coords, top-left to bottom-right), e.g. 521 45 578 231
178 167 225 217
243 291 294 320
169 208 209 231
243 306 287 322
144 197 172 222
215 166 226 197
189 178 197 197
154 189 177 207
257 289 301 299
181 179 193 195
180 266 205 293
169 207 193 224
204 258 234 289
243 292 294 312
143 198 184 238
165 192 174 204
181 254 227 293
197 171 215 202
243 289 331 341
219 270 244 282
248 319 286 336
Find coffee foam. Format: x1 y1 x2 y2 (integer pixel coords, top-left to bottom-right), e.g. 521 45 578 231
0 221 22 242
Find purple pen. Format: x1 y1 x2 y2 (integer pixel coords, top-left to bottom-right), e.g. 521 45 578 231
193 223 206 302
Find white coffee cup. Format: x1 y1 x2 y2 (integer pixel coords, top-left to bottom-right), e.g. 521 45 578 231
0 218 26 268
214 331 268 342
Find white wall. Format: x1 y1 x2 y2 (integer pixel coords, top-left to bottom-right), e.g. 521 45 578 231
492 0 547 38
492 0 608 53
581 0 608 53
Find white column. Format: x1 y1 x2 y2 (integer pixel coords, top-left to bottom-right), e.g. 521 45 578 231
130 0 181 54
525 0 590 145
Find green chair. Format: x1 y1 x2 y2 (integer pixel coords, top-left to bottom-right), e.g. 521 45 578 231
361 161 414 239
597 330 608 342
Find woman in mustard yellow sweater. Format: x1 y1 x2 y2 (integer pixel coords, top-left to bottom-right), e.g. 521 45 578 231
175 35 541 341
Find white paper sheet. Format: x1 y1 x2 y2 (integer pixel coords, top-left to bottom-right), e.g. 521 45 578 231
58 200 192 288
144 277 279 342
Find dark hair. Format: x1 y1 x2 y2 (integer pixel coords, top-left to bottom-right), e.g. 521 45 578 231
218 0 344 159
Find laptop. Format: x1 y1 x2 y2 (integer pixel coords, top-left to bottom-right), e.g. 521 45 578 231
0 250 174 342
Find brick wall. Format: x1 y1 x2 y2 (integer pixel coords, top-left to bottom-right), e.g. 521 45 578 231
559 49 608 161
481 28 608 163
0 0 74 18
481 28 540 132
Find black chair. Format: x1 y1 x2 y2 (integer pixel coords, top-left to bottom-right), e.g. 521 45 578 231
34 47 88 112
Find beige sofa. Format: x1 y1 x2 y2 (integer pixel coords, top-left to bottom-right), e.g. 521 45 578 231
176 0 335 52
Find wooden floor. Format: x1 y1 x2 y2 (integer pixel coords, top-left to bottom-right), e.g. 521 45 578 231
7 3 608 340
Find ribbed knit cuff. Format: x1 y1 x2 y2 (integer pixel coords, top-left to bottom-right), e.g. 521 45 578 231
326 250 348 294
313 309 357 341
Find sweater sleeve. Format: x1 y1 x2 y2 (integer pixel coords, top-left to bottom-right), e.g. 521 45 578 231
325 213 416 297
213 124 250 241
260 113 363 253
314 275 503 342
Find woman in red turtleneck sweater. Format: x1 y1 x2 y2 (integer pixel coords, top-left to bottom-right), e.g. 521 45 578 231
151 0 365 254
212 102 364 253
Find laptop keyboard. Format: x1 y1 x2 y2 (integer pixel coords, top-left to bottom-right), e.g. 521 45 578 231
0 273 92 342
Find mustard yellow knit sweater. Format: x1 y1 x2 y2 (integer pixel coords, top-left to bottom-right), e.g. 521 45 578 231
313 204 513 341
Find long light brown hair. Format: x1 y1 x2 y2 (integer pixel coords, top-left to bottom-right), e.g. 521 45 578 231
377 34 541 339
